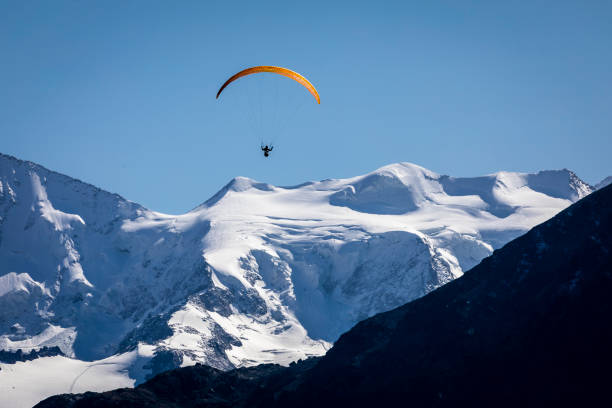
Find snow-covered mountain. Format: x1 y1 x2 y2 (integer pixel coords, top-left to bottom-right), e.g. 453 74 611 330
596 176 612 190
38 178 612 408
0 152 593 407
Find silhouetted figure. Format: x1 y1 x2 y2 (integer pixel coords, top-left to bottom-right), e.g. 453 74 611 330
261 145 273 157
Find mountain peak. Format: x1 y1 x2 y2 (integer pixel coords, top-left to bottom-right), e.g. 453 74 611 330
525 168 592 201
371 162 438 177
0 152 144 217
328 163 438 215
196 176 275 209
226 177 275 193
596 176 612 190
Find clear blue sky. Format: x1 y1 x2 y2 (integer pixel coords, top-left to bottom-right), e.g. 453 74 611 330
1 1 610 214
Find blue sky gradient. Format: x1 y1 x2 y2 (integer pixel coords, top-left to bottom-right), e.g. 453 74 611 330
1 1 610 213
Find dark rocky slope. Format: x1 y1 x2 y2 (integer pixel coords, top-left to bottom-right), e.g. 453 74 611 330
37 184 612 407
0 346 63 365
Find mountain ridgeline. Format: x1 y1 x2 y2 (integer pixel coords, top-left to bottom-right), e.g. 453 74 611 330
0 152 603 405
36 182 612 407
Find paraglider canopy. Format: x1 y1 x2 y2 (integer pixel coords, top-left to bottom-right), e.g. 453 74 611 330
216 66 320 104
215 66 320 156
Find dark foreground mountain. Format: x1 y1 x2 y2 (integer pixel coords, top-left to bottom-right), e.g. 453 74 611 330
37 184 612 407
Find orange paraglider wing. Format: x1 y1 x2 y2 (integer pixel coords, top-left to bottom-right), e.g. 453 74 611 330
216 66 320 104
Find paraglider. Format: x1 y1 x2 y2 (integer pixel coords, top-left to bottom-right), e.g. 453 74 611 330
261 144 273 157
216 66 319 157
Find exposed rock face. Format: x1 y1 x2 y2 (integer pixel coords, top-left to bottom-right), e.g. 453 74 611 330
0 346 63 365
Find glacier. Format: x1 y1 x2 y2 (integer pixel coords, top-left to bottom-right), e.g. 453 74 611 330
0 152 594 407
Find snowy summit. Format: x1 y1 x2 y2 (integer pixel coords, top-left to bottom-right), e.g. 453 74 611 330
0 153 593 407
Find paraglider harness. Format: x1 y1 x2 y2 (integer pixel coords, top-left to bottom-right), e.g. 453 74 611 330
261 144 273 157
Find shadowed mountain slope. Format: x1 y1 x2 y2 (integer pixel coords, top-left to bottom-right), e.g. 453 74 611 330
36 184 612 407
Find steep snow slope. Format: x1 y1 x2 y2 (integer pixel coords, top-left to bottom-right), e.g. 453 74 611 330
0 153 593 406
